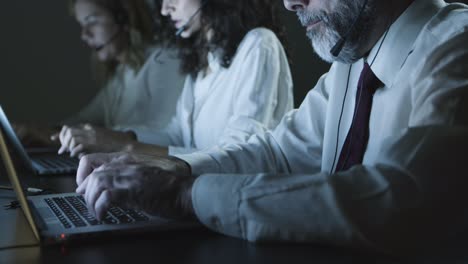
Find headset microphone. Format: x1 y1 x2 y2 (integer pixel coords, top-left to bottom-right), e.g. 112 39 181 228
95 29 121 51
175 0 208 37
330 0 369 57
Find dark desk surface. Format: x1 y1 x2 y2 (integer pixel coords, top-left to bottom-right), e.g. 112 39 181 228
1 173 467 264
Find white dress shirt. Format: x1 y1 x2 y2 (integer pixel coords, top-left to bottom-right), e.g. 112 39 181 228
136 28 294 154
69 46 185 134
179 0 468 253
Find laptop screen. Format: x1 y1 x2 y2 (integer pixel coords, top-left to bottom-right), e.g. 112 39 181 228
0 106 35 172
0 128 40 242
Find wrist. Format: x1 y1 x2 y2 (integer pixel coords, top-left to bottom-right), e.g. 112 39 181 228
171 156 192 177
181 159 192 177
180 177 196 220
158 146 169 156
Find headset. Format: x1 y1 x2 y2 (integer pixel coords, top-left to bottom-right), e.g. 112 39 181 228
175 0 208 37
330 0 369 57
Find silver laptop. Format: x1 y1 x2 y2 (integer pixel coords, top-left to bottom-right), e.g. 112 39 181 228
0 105 78 175
0 129 198 245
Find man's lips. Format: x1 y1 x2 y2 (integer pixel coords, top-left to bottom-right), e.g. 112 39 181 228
306 20 322 31
173 20 182 28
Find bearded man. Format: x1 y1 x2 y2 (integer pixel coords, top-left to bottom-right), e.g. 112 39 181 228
75 0 468 254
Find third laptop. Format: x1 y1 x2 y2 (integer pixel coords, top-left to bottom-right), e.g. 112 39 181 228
0 105 78 175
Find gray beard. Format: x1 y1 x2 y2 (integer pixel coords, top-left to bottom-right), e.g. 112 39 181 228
298 0 377 64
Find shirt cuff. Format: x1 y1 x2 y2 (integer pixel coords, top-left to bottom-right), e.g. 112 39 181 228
175 152 221 176
168 146 198 156
129 127 172 146
132 129 154 144
192 174 250 239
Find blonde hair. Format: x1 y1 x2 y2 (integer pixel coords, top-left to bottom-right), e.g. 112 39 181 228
70 0 156 81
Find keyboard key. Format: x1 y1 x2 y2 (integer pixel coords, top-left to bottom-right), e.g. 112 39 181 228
52 197 86 227
124 209 150 222
45 195 150 229
109 207 134 224
45 198 72 229
65 196 100 226
103 215 118 225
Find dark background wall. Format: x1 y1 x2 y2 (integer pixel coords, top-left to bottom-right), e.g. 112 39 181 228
1 1 465 123
0 2 329 123
0 2 98 123
281 11 331 106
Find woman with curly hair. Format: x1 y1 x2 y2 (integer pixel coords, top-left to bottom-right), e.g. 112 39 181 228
58 0 294 156
16 0 186 156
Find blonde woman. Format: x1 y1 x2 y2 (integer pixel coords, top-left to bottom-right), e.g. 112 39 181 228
17 0 185 157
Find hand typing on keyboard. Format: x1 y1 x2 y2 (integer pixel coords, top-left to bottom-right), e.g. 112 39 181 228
53 124 137 158
75 152 195 221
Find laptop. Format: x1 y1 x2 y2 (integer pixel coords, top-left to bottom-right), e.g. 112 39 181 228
0 105 78 175
0 128 198 245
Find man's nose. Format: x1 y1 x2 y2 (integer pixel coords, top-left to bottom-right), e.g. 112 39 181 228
81 27 91 42
283 0 309 12
161 0 172 16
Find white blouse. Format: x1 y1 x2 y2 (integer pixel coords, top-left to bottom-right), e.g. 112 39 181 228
68 46 186 133
135 28 294 155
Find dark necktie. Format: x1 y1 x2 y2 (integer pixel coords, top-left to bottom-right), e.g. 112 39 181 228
335 63 383 172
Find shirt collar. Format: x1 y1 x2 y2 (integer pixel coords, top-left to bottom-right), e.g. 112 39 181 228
367 0 446 88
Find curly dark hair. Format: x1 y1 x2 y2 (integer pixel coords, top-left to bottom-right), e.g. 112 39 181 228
153 0 289 76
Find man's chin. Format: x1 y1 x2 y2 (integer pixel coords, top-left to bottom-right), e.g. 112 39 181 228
306 30 336 63
310 39 335 63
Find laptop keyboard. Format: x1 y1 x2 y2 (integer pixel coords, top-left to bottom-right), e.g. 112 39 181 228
33 156 79 174
44 195 150 229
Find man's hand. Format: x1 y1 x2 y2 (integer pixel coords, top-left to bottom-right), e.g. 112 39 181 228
53 124 136 157
76 153 194 220
76 152 191 185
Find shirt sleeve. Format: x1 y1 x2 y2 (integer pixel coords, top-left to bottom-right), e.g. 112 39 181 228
178 71 329 176
217 31 293 147
110 48 186 145
64 74 121 127
189 31 468 253
131 78 190 147
131 112 183 146
192 127 468 253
